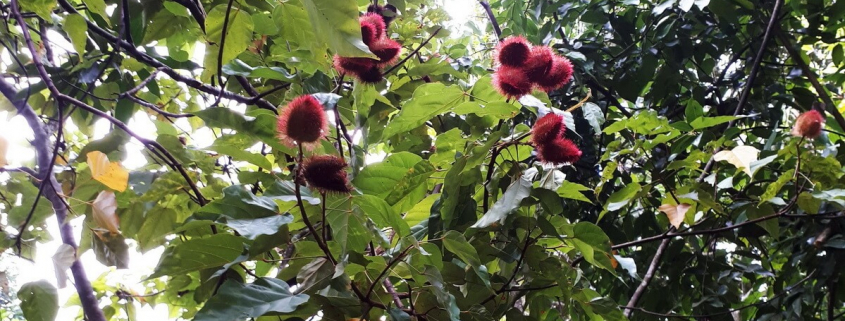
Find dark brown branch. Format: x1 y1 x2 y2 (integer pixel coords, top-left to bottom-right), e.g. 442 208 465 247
55 0 277 112
478 1 502 39
384 27 442 76
125 95 195 118
216 0 236 88
118 67 164 97
775 29 845 131
0 81 106 321
623 237 670 317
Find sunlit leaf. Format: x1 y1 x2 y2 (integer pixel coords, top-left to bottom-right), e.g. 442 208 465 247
87 151 129 192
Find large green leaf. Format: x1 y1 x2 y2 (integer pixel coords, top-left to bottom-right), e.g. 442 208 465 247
195 185 278 221
194 278 309 321
471 174 533 229
571 222 615 272
17 281 58 321
150 234 246 278
18 0 55 21
382 84 466 138
300 0 374 57
353 195 411 238
63 15 88 57
194 108 288 152
203 6 255 79
353 152 434 212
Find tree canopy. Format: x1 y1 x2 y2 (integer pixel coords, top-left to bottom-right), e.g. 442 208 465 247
0 0 844 320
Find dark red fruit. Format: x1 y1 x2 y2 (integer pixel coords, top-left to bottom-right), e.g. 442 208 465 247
493 65 532 99
531 113 565 146
536 137 581 165
360 13 386 40
333 55 377 75
791 110 825 139
352 65 384 84
370 38 402 66
496 36 531 68
303 155 352 194
535 56 574 93
277 95 328 149
361 21 379 46
524 46 555 84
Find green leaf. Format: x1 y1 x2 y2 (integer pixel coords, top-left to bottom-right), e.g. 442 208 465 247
18 281 58 321
150 234 246 278
571 222 615 272
300 0 375 57
690 116 739 129
194 278 309 321
452 101 519 119
745 203 779 237
471 174 532 228
353 152 434 212
82 0 108 21
605 183 642 211
225 215 294 240
273 0 317 49
382 83 465 138
353 195 411 238
442 231 481 267
19 0 55 21
582 102 605 135
222 59 296 81
296 257 334 293
203 6 254 79
759 169 794 205
195 185 278 221
557 181 592 203
195 108 288 152
63 15 88 57
423 266 461 321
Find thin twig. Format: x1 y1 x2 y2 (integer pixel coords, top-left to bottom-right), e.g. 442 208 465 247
478 1 502 39
384 27 442 76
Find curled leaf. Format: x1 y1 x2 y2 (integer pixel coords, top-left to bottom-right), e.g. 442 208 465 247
713 145 759 178
92 190 120 234
658 203 691 228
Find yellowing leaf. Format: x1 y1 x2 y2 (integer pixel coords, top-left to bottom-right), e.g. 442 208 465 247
86 151 128 192
0 135 8 167
713 145 759 177
658 203 691 228
92 190 120 234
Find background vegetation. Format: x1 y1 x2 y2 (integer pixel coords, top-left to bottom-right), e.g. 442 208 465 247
0 0 844 320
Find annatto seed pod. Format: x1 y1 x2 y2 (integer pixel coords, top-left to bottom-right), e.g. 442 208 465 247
352 65 384 84
277 95 328 148
360 13 386 40
303 155 352 194
493 65 532 99
536 137 582 165
524 46 555 84
333 55 377 75
361 20 379 46
791 110 825 139
535 56 574 93
496 36 531 68
531 113 565 146
381 4 398 25
370 38 402 66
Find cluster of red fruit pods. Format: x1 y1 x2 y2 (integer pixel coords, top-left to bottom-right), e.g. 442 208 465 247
333 8 402 84
530 113 582 165
492 36 574 99
277 95 352 194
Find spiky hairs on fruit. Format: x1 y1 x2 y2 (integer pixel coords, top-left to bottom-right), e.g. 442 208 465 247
370 38 402 66
277 95 328 149
333 55 376 75
352 65 384 84
303 155 352 194
525 46 555 84
537 138 582 165
535 56 574 93
493 65 532 99
531 113 565 146
791 110 825 139
361 20 379 46
360 13 386 40
496 36 531 68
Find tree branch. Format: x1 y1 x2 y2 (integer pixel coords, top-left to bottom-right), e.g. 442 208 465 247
623 237 670 317
384 27 442 76
478 1 502 39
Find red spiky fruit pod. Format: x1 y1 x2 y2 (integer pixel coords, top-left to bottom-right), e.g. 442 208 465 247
333 55 377 75
361 20 379 46
277 95 328 149
536 138 582 165
535 56 574 93
495 36 531 68
367 4 397 25
303 155 352 194
493 65 532 99
531 113 565 146
370 38 402 66
791 110 825 139
524 46 555 84
360 13 386 40
351 65 384 84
